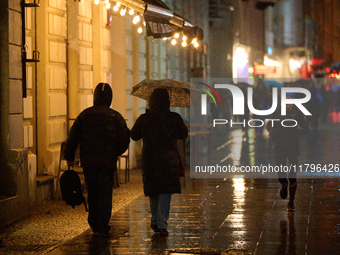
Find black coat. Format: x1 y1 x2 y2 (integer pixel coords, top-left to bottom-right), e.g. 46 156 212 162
130 89 188 196
266 105 309 150
64 83 130 168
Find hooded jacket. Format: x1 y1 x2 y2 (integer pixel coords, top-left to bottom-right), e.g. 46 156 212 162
130 88 188 196
64 83 130 168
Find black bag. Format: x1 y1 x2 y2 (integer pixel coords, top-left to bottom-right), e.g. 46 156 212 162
179 159 185 177
60 166 88 211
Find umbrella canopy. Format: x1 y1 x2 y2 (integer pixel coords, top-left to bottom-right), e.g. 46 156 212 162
331 85 340 92
131 78 200 107
264 80 283 88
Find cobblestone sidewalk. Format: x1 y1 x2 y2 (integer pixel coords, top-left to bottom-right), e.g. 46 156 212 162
0 169 144 254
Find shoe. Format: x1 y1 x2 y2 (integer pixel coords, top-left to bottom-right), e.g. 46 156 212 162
151 224 160 233
287 201 295 211
92 227 99 234
279 184 288 199
159 229 169 237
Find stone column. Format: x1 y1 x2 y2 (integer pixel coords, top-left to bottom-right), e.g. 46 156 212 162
0 0 29 229
36 0 67 176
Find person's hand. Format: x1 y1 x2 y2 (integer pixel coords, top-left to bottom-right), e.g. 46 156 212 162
67 161 74 167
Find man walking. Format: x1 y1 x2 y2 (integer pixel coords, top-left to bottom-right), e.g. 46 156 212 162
266 95 309 211
64 83 130 236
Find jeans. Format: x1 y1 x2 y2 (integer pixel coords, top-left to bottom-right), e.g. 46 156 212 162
83 167 115 233
274 145 298 185
149 194 172 229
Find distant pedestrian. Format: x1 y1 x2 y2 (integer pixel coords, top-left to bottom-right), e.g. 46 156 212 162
333 88 340 123
266 96 309 211
130 88 188 236
320 84 329 122
237 82 250 138
305 85 321 130
64 83 130 237
253 79 270 137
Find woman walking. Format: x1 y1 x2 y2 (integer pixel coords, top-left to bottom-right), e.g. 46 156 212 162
130 88 188 236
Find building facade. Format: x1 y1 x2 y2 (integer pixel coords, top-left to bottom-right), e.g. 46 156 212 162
261 0 340 79
0 0 208 229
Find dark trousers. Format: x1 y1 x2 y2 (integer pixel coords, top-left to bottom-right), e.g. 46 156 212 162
83 167 115 233
274 145 298 185
149 194 172 229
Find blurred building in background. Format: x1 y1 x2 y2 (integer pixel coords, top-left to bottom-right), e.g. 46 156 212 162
209 0 340 81
258 0 340 79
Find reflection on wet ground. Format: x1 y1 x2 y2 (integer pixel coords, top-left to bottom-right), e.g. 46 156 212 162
49 125 340 254
49 178 340 254
192 124 340 178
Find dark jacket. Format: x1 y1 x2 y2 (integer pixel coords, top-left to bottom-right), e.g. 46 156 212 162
130 89 188 196
266 105 309 150
64 83 130 168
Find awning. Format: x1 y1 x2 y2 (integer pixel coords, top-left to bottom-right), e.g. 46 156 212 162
143 0 182 39
110 0 203 46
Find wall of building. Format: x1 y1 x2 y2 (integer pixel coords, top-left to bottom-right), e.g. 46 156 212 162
311 0 340 65
36 0 67 180
264 0 340 79
0 0 209 229
0 0 30 229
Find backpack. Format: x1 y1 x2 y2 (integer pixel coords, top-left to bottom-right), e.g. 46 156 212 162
60 166 88 211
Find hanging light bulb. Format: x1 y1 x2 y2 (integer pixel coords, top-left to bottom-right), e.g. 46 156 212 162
129 8 134 15
192 38 199 48
112 5 119 12
174 33 180 39
105 0 109 3
132 15 140 24
94 0 100 5
137 26 143 34
116 2 121 7
105 2 111 9
182 41 187 47
120 7 126 16
182 35 187 41
171 39 177 45
162 37 168 41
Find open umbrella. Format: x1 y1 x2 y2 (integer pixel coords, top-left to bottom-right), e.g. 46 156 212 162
263 80 283 88
331 85 340 92
131 78 200 107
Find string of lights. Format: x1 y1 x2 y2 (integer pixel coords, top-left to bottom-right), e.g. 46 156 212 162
88 0 202 48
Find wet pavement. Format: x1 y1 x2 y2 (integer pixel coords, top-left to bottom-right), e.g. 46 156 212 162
45 177 340 255
48 123 339 255
1 123 339 254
